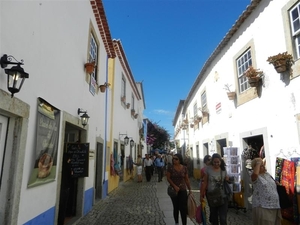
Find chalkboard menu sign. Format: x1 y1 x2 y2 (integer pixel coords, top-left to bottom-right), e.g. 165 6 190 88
66 143 89 177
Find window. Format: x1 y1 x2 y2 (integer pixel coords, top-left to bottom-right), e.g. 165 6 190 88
131 94 135 110
89 33 98 81
201 91 207 110
233 39 258 105
121 75 126 98
290 3 300 59
237 48 252 93
193 103 198 118
282 2 300 78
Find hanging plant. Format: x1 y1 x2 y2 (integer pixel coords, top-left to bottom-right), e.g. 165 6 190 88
224 84 236 100
267 52 294 75
84 61 96 74
131 109 135 116
244 66 263 87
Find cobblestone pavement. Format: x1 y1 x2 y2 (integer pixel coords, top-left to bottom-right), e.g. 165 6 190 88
74 173 253 225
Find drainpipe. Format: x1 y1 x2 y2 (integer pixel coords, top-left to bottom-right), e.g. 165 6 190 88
103 55 108 187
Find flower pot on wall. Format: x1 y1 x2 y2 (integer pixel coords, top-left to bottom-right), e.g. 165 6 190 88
99 85 106 93
227 92 236 100
84 62 95 74
190 124 194 128
126 103 130 109
267 52 293 74
248 77 261 87
131 109 135 116
273 60 288 73
121 96 126 103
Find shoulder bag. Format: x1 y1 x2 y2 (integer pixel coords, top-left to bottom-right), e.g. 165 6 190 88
167 185 177 198
223 179 233 200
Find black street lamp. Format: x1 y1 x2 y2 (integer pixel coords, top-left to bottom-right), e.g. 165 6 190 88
0 54 29 97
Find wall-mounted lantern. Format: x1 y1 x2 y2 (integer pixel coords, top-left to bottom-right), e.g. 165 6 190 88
130 139 134 147
124 136 130 146
77 108 90 127
0 54 29 97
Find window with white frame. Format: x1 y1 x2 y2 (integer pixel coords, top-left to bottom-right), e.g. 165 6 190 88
290 3 300 59
131 94 135 110
89 33 98 81
236 48 252 93
193 103 198 118
121 75 126 99
201 91 207 110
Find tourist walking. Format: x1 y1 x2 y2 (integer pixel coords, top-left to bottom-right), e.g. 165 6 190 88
154 154 165 182
134 155 143 183
251 157 281 225
200 155 211 190
166 153 192 225
143 154 153 182
200 153 229 225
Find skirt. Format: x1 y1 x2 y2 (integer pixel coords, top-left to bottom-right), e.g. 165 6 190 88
252 207 281 225
137 166 142 175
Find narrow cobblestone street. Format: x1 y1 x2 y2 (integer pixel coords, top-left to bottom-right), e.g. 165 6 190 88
74 173 252 225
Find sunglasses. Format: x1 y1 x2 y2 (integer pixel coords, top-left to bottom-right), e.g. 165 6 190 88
173 158 179 160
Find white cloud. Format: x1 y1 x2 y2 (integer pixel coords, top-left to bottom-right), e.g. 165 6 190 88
153 109 174 115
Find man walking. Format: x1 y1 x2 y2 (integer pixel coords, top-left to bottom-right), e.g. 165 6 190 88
143 154 153 182
154 154 165 182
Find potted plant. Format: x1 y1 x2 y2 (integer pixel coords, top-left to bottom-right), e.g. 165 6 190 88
244 66 263 87
267 52 293 74
99 82 110 93
195 115 202 122
134 113 138 119
126 103 130 109
224 84 236 100
84 59 96 74
121 96 126 103
131 109 135 116
190 123 194 128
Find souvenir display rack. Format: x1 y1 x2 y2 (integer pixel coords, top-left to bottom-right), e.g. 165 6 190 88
223 147 247 213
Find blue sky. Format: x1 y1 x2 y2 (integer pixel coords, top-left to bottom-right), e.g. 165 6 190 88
102 0 250 137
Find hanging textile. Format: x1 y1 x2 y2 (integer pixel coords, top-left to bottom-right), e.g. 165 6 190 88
291 157 300 224
280 159 295 222
275 157 285 183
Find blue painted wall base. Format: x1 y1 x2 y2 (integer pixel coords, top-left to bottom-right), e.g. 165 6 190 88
23 206 55 225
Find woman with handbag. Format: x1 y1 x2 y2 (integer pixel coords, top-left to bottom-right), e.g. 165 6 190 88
200 153 229 225
166 153 192 225
251 157 281 225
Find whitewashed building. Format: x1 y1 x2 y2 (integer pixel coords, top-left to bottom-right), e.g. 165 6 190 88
0 0 145 225
174 0 300 214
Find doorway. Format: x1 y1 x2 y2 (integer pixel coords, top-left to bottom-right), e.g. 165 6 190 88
0 115 8 224
95 142 103 200
216 138 227 157
242 134 264 210
203 142 209 156
57 123 82 225
119 144 125 182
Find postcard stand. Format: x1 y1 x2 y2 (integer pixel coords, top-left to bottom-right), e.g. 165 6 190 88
223 147 247 213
